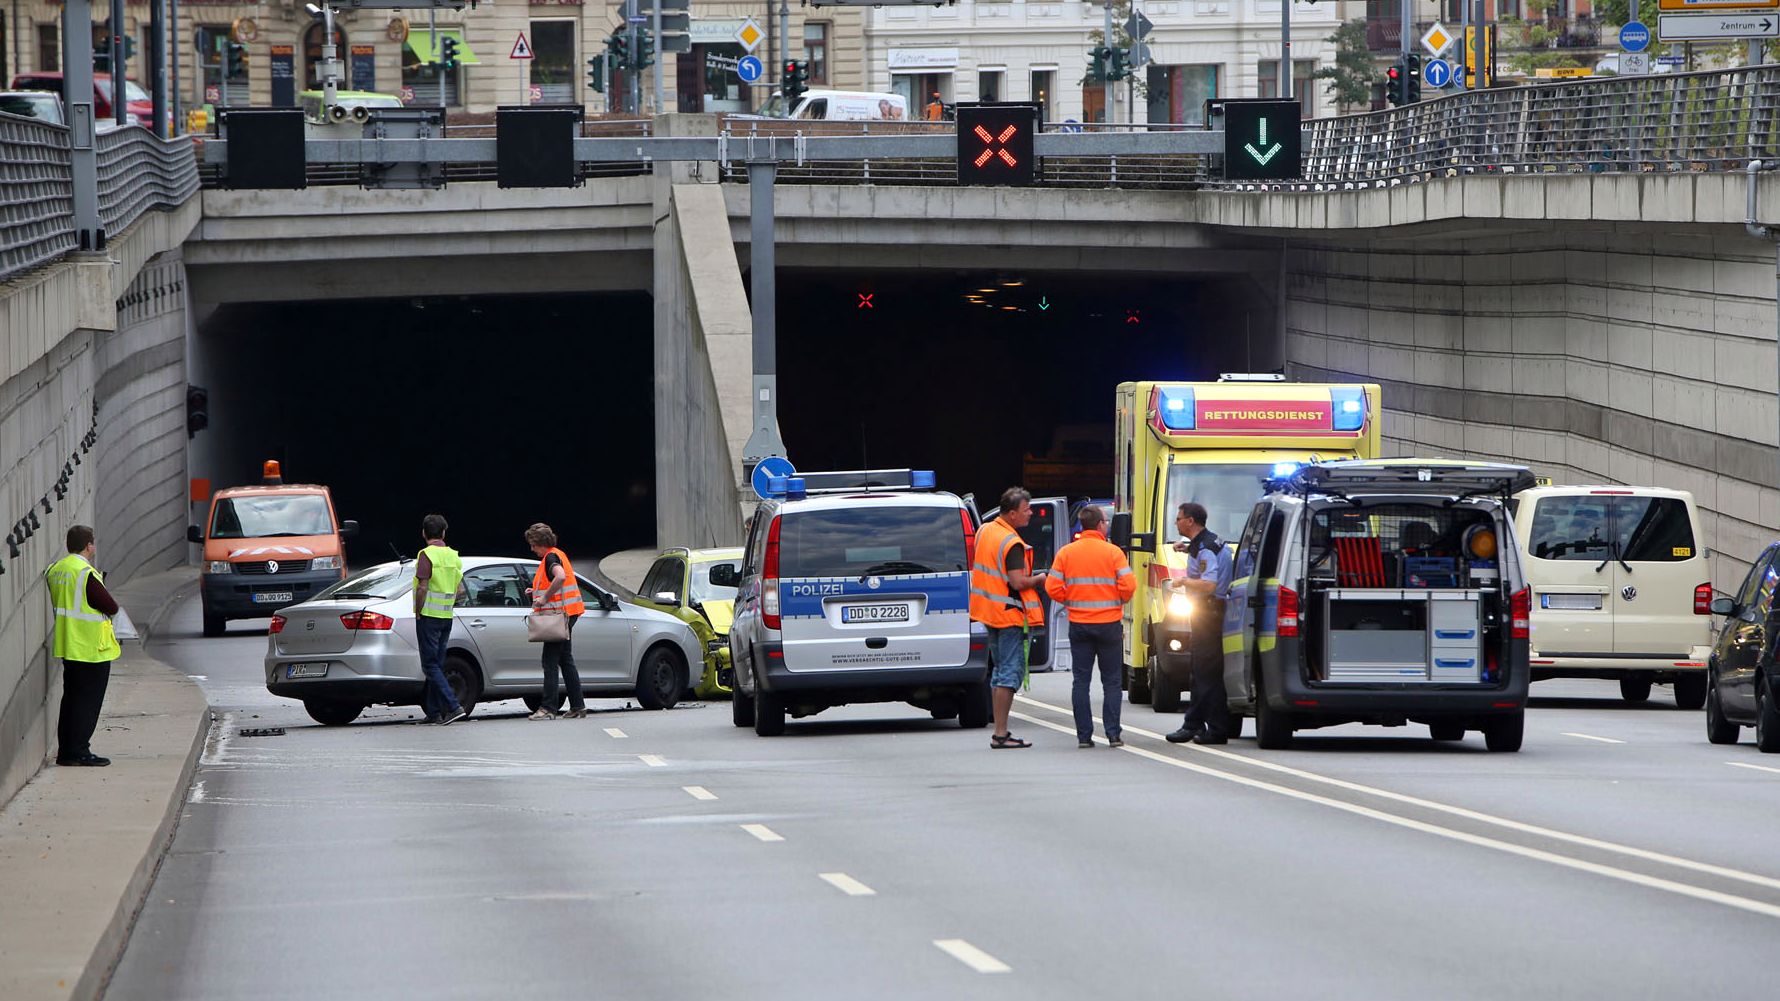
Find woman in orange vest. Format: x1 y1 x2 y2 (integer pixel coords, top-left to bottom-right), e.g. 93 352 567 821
1044 504 1137 748
525 523 587 719
970 487 1046 748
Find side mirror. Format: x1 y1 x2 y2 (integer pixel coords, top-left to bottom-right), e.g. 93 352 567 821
1710 596 1737 617
709 564 741 588
339 520 359 537
187 525 203 544
1110 512 1133 549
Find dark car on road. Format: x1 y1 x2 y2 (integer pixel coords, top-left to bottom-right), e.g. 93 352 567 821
1705 541 1780 750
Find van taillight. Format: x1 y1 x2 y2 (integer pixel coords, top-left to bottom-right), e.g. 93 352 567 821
1511 588 1530 638
762 516 782 631
1277 586 1300 638
961 509 976 567
269 614 286 634
1695 583 1713 615
340 611 394 631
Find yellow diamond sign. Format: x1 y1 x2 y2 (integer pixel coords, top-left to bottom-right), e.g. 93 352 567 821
1420 22 1454 56
736 18 764 53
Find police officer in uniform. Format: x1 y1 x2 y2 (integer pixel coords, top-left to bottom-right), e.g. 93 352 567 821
1165 502 1234 745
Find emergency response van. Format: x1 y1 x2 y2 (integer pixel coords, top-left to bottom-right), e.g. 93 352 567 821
1112 377 1383 711
189 462 357 636
1512 485 1712 707
1222 460 1535 751
728 468 990 736
754 90 909 121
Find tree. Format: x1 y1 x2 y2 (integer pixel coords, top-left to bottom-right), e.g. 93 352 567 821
1500 0 1585 77
1312 19 1376 110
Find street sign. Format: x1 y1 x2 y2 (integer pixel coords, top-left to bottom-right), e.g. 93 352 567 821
1622 51 1652 74
735 17 765 52
1421 22 1455 56
509 32 534 60
1423 58 1454 88
751 456 796 500
1659 0 1778 9
1657 10 1780 38
1658 54 1688 64
1124 10 1154 40
956 104 1039 187
1619 21 1652 51
1221 99 1301 181
738 55 764 82
1131 43 1152 68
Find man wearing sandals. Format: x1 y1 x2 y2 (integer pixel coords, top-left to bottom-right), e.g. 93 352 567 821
970 487 1047 749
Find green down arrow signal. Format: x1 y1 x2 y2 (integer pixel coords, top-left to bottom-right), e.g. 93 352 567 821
1038 297 1050 310
1244 118 1283 166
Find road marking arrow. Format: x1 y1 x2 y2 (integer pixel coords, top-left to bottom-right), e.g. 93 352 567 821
1244 117 1283 165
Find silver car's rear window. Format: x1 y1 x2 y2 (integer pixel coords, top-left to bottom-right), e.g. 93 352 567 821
316 563 413 600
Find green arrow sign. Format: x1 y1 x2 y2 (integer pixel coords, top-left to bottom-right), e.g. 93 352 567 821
1243 118 1283 166
1221 99 1301 181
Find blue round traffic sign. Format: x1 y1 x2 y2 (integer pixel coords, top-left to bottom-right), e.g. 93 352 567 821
1423 58 1454 89
751 455 795 499
737 55 764 84
1620 22 1651 53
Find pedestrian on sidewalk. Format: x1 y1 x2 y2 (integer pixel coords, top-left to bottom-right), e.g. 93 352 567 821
969 487 1046 749
1045 504 1136 748
1165 502 1233 746
46 525 122 766
414 514 467 725
525 523 588 720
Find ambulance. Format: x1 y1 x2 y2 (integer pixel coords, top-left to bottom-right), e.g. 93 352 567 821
1111 376 1383 711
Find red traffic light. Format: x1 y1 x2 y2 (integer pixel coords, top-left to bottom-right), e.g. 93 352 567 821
1387 67 1402 80
784 60 798 74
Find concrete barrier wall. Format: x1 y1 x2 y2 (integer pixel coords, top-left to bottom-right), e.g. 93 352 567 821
1284 224 1778 588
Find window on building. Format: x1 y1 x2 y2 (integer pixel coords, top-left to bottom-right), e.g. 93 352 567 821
1146 64 1217 125
978 69 1004 102
38 23 59 73
530 21 576 104
1257 59 1316 116
402 31 460 106
195 24 248 103
1029 68 1054 120
803 21 828 85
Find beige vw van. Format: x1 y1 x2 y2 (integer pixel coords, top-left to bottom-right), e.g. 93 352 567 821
1513 486 1712 707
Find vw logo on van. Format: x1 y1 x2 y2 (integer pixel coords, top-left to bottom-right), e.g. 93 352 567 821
266 560 280 574
1621 585 1638 602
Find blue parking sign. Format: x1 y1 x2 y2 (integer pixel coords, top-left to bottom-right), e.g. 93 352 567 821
1423 58 1454 89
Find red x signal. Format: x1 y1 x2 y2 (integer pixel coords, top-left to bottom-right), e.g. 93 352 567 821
971 123 1020 168
857 293 874 309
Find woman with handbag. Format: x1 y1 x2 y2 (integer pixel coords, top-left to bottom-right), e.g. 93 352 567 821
524 523 587 719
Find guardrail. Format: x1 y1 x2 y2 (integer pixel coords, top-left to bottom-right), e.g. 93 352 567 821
0 124 197 284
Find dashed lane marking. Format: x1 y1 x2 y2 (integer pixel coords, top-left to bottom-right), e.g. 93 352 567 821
604 728 628 738
741 823 784 842
818 872 876 896
1727 761 1780 775
638 754 666 767
1562 732 1627 744
683 786 718 800
1009 709 1780 920
933 939 1010 973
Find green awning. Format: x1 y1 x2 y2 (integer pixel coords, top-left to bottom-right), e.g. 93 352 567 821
406 30 482 66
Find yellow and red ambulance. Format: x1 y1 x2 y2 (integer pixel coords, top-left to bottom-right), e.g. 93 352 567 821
1112 376 1383 711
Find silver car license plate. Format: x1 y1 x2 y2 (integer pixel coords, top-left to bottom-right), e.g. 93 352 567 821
842 603 910 624
253 591 294 604
286 662 329 679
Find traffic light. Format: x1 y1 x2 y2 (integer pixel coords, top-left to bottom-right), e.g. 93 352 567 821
1406 54 1422 102
123 36 136 62
608 33 630 71
225 41 247 79
783 60 808 102
956 103 1038 187
1109 47 1131 81
587 54 605 92
440 35 459 72
1384 62 1404 106
1087 45 1109 83
186 386 210 438
637 31 654 70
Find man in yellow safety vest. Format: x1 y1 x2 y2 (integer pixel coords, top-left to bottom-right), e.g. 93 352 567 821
46 525 122 766
414 514 467 725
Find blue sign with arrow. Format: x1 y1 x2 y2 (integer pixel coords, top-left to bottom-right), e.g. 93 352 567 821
737 54 764 83
1423 58 1454 88
751 455 796 499
1620 22 1651 53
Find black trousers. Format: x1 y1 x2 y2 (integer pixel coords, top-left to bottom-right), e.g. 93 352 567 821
59 659 112 759
1179 600 1230 737
541 616 585 712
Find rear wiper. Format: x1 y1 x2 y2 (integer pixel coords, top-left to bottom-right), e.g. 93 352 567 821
858 560 940 581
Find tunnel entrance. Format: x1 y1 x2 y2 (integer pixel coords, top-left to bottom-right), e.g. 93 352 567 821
776 269 1273 505
195 292 655 564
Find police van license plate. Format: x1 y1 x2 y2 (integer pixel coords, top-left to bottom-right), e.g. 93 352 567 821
842 603 910 624
253 591 293 605
286 662 328 679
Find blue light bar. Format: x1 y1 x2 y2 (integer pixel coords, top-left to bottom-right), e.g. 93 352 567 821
1271 462 1300 478
1156 388 1196 430
766 476 790 498
786 477 807 500
910 470 937 490
1330 387 1366 432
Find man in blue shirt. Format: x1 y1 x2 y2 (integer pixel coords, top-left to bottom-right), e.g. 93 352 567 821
1165 502 1235 745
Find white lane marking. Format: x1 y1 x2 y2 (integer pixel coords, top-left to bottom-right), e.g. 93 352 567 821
188 780 206 803
604 728 628 738
638 754 666 767
741 823 784 842
1015 695 1780 895
1562 732 1627 744
933 939 1010 974
683 785 718 800
1009 710 1780 920
818 872 877 896
1727 761 1780 775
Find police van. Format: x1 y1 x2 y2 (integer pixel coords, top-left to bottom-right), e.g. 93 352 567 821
728 468 990 736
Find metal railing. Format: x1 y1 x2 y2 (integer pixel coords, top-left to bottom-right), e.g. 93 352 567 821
0 123 197 283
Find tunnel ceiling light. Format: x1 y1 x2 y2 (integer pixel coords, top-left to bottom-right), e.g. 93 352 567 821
1001 305 1019 311
975 288 997 293
1000 279 1024 287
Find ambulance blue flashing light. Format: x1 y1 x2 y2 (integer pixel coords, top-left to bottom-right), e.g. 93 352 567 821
1271 462 1300 478
1330 387 1367 432
1156 388 1197 430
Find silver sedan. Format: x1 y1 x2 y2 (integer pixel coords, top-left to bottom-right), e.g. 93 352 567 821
265 557 704 725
